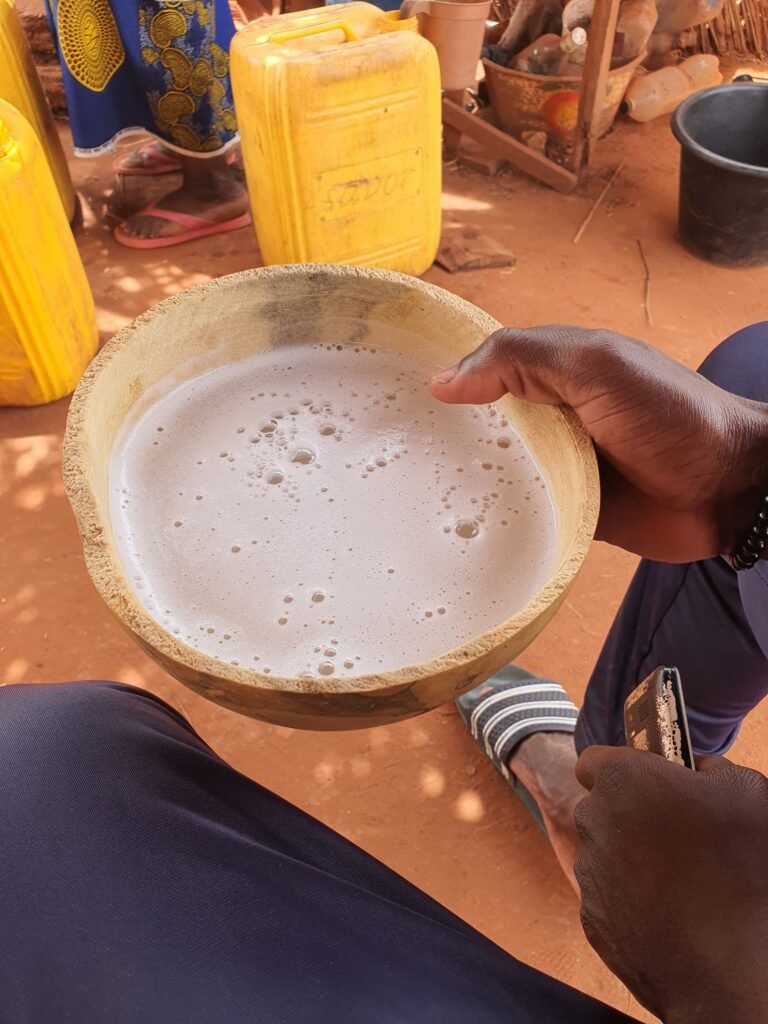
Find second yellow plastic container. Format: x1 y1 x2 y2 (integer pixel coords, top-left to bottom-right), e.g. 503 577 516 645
231 3 441 275
0 0 76 222
0 98 97 406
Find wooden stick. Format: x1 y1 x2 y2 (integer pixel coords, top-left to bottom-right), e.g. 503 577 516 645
572 0 622 174
754 0 766 54
637 239 654 328
744 2 759 53
572 160 625 243
708 21 722 55
745 0 766 55
734 0 747 52
726 13 735 50
709 12 726 53
723 0 735 50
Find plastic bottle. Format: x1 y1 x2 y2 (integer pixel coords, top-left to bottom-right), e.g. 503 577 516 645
655 0 725 33
622 54 722 122
615 0 658 62
0 99 97 406
513 33 566 75
560 0 657 69
560 26 588 71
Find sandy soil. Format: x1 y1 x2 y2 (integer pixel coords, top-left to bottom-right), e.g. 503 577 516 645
2 110 768 1020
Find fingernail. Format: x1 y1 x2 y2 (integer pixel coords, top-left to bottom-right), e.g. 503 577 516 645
430 365 458 385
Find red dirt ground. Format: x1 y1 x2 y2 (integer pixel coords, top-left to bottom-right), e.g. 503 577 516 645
2 109 768 1020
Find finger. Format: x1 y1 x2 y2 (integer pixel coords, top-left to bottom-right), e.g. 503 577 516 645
428 327 588 407
694 754 734 773
572 794 592 842
575 744 655 790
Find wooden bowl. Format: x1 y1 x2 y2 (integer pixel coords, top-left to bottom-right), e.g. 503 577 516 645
63 265 598 730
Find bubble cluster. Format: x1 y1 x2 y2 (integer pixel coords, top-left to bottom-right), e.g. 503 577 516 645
110 342 555 679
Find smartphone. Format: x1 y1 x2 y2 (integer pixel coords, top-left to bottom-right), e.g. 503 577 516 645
623 666 695 770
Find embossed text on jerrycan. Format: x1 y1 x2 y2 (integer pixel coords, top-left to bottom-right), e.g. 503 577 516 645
231 3 441 275
0 99 97 406
0 0 76 222
399 0 490 92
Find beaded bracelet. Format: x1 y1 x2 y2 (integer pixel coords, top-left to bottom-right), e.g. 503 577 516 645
729 494 768 571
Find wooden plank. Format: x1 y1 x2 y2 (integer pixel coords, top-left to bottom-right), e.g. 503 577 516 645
443 90 466 158
572 0 622 174
442 98 578 194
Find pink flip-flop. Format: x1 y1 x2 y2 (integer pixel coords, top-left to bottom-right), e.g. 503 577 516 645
114 206 252 249
112 144 183 177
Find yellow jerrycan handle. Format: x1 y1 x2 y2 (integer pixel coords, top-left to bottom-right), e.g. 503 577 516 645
269 20 359 45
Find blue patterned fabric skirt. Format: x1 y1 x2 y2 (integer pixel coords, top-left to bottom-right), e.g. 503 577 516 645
45 0 239 157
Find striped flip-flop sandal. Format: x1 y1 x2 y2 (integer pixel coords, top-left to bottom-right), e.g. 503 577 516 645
456 665 579 833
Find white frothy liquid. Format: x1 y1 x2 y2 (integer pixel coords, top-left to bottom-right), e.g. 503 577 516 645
110 344 556 678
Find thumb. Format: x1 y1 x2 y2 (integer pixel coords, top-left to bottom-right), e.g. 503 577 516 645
428 327 585 407
430 327 573 407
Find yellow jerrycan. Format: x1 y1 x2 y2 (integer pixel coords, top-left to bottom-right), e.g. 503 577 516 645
0 0 76 223
0 98 97 406
231 3 441 275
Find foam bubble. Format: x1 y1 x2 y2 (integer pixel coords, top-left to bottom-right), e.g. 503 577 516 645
455 519 479 539
291 448 315 465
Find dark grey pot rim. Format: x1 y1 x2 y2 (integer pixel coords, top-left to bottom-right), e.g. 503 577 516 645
672 82 768 181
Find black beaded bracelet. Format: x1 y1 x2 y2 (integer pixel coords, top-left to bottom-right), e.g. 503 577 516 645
729 494 768 571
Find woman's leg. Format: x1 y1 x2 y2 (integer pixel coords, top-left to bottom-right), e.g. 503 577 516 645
118 153 249 241
46 0 247 238
0 681 631 1024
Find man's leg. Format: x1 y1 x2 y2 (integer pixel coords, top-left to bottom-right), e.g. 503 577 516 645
0 681 632 1024
509 324 768 881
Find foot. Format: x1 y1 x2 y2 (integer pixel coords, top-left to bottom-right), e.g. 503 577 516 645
508 731 585 892
118 142 180 173
120 156 249 242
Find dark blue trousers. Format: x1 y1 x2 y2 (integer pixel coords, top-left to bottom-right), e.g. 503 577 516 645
0 681 632 1024
577 323 768 756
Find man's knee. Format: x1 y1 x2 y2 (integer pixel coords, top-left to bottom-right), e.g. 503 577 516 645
698 322 768 401
0 681 177 778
